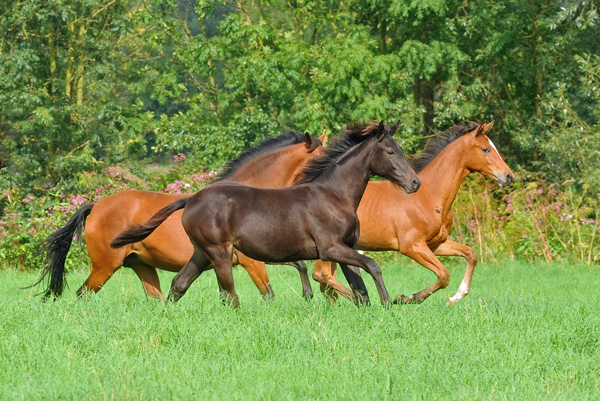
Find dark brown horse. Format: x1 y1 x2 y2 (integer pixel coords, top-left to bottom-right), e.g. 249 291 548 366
111 121 421 307
311 122 514 304
37 131 324 299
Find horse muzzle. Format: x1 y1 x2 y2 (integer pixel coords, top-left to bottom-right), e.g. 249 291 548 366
405 177 421 194
497 172 514 187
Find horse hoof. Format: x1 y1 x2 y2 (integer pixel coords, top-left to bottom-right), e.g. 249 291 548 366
381 298 393 308
394 294 416 304
446 297 458 306
262 294 275 302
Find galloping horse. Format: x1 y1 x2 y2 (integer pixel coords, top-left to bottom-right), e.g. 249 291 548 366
111 122 421 307
37 131 324 299
311 122 514 304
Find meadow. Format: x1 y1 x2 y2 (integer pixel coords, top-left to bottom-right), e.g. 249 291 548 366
1 259 599 400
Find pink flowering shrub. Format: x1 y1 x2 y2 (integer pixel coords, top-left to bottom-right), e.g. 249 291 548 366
0 158 219 270
452 176 600 265
164 171 218 194
173 153 187 163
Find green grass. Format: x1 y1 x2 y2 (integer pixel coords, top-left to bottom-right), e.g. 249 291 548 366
1 259 599 400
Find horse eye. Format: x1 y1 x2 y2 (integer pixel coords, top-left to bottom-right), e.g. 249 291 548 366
387 150 395 155
482 147 490 154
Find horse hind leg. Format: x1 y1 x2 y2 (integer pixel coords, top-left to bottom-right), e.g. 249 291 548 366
76 246 127 297
130 262 163 300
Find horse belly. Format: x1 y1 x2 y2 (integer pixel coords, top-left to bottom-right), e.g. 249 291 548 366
233 222 317 263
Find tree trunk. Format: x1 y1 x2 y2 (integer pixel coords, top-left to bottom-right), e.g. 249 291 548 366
76 24 86 105
531 0 542 120
65 22 76 99
380 18 387 54
48 29 57 94
422 79 435 136
237 0 252 24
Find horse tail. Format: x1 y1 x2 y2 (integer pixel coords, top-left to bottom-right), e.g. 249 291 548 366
110 197 190 249
33 203 95 299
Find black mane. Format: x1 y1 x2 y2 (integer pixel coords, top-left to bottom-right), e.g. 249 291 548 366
215 130 307 182
411 123 479 173
295 122 386 184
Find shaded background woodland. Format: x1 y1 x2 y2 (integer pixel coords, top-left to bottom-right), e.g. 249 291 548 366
1 0 600 268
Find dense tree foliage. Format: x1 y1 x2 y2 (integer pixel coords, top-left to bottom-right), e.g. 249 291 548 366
1 1 599 210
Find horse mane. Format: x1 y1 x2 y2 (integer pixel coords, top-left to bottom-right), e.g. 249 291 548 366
295 122 385 184
410 123 479 173
214 130 308 182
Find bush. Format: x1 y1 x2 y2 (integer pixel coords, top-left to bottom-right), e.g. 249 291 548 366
0 154 216 270
452 175 600 265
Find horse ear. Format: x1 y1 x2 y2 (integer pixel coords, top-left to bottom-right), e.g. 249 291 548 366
481 121 495 136
317 129 326 143
377 121 386 141
391 120 400 135
304 132 315 150
472 122 486 138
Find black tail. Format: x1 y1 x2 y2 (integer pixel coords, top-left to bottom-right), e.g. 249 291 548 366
33 203 95 299
110 197 190 248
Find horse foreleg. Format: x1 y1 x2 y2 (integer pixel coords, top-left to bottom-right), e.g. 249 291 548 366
323 245 391 305
339 264 370 305
235 252 275 299
312 260 353 303
194 243 239 307
283 260 313 299
131 262 163 300
214 265 239 307
168 249 211 302
434 239 477 305
395 242 450 304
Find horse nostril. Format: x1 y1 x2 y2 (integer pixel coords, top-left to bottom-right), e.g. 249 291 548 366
506 173 514 183
412 178 421 190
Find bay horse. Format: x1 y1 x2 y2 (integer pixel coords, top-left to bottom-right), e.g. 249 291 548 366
111 121 422 307
311 122 514 304
37 130 324 299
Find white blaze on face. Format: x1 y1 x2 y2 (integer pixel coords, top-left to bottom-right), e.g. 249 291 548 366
487 137 500 157
486 136 508 186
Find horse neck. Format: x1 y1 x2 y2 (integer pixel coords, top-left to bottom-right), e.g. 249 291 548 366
319 140 374 209
228 145 308 188
417 136 471 216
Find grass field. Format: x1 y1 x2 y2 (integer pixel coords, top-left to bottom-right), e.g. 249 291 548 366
1 259 599 400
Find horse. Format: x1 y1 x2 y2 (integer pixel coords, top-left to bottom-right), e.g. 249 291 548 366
111 121 422 307
311 122 514 305
36 130 324 299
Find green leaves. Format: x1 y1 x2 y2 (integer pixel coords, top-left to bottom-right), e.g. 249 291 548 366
1 0 600 205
